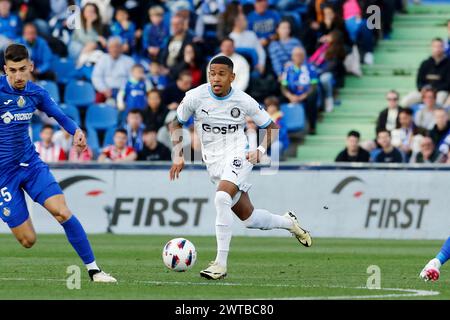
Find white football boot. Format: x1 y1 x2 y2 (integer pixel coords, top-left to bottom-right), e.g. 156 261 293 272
284 211 312 247
200 262 227 280
419 258 441 282
89 270 117 283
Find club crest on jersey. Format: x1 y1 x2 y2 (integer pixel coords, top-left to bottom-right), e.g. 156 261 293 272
232 157 243 169
3 207 10 217
231 107 240 118
17 96 26 107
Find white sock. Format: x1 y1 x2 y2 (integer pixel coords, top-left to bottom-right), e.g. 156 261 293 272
86 261 99 271
243 209 293 230
214 191 234 267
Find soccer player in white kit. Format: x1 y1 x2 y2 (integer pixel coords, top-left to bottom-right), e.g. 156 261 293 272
169 56 312 280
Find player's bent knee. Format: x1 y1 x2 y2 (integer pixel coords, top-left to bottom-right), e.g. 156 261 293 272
54 207 72 223
214 191 232 208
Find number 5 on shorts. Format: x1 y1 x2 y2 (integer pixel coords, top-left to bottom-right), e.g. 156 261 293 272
0 187 12 205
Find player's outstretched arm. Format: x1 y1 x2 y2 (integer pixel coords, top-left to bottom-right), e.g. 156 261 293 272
169 118 185 180
247 121 279 164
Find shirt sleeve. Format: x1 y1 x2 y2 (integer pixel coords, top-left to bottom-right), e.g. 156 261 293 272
37 90 79 135
176 92 196 125
246 95 272 128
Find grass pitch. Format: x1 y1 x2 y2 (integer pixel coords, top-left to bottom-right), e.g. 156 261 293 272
0 234 448 300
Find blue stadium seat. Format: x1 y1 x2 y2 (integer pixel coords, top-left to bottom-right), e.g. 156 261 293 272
64 80 96 108
31 122 42 142
38 80 60 103
103 126 116 147
86 127 101 158
235 47 258 68
280 103 305 132
59 103 81 126
51 57 77 84
85 103 118 130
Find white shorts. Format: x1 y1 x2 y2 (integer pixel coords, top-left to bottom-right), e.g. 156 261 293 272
206 155 253 192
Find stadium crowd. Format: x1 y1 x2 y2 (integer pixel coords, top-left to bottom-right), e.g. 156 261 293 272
336 22 450 164
0 0 413 163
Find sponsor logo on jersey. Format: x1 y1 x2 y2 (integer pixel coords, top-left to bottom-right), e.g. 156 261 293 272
1 112 14 124
17 96 26 107
202 123 238 134
1 112 33 124
231 107 240 118
3 99 13 105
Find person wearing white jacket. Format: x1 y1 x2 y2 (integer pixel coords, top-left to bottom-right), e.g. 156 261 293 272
207 38 250 92
229 13 266 74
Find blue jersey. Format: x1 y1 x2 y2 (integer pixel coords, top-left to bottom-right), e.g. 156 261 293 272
281 63 318 96
123 79 147 111
0 76 78 173
0 13 21 40
247 10 280 40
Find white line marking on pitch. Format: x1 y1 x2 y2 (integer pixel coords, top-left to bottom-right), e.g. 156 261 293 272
0 278 440 299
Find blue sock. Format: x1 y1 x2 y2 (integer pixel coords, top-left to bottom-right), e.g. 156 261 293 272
436 237 450 265
61 215 95 265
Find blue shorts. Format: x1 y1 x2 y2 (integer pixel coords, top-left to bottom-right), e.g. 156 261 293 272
0 159 63 228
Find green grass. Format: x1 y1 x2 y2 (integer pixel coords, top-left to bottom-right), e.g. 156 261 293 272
0 234 448 300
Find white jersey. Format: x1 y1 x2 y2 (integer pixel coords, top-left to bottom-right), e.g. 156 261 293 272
177 84 271 165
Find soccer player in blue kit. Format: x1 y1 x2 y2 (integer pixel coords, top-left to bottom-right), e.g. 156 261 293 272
0 44 116 283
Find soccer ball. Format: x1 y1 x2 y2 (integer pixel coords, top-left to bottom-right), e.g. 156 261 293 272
162 238 197 272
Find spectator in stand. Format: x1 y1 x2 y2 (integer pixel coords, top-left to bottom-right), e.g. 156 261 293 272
309 29 347 112
209 38 250 91
281 46 319 134
98 128 137 162
194 0 224 43
117 64 153 125
401 38 450 108
68 3 107 62
268 20 302 79
217 0 242 41
0 0 21 49
143 89 169 132
159 14 193 70
414 87 440 131
429 108 450 149
247 0 280 47
68 129 94 162
170 43 206 87
157 110 192 151
391 108 426 162
18 23 54 80
91 36 134 104
264 96 289 157
81 0 113 25
142 5 169 62
410 136 439 164
109 7 136 55
335 130 370 162
373 129 404 163
137 128 172 161
342 0 375 65
52 128 73 155
162 70 192 110
34 125 66 162
303 4 351 57
148 61 168 90
123 109 146 153
229 13 266 74
376 90 403 133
